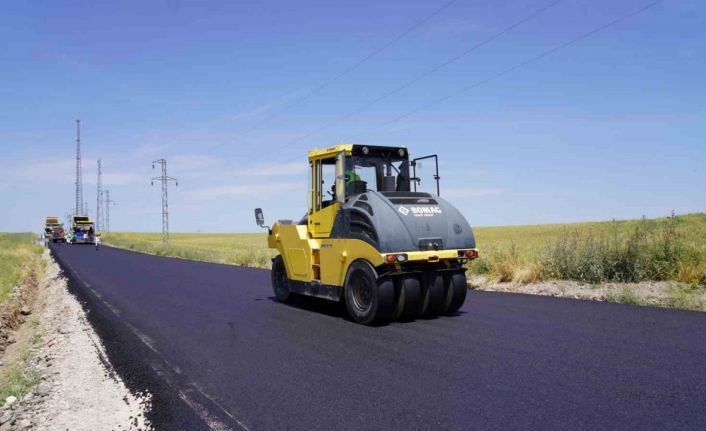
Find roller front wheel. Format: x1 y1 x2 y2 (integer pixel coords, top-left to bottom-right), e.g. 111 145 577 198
271 255 292 303
344 261 394 325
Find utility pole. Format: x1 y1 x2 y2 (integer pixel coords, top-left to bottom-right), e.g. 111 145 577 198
96 159 103 231
75 119 83 216
105 190 116 233
151 159 178 243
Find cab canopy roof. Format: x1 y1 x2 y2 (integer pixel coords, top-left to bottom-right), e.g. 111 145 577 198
72 215 94 224
45 216 60 225
308 144 408 160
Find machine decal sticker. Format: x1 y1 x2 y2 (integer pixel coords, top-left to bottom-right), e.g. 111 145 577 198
410 206 443 217
398 205 442 217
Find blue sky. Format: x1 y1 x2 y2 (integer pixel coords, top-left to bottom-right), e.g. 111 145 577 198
1 0 704 233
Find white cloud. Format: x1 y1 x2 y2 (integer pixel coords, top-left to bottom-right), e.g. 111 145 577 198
145 160 308 186
185 182 301 200
231 88 308 122
122 208 160 216
169 203 203 212
233 162 305 177
3 156 144 190
135 143 171 158
443 187 503 198
232 101 281 122
4 158 81 184
426 168 490 179
169 155 223 171
102 172 143 186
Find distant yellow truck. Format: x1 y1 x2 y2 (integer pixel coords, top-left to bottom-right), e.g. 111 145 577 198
70 215 95 244
44 216 66 243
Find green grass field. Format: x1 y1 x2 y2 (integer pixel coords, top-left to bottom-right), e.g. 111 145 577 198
0 233 43 303
0 233 44 401
104 232 275 268
472 213 706 285
104 213 706 286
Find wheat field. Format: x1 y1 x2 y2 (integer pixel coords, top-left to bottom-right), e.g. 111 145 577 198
0 233 43 303
104 213 706 286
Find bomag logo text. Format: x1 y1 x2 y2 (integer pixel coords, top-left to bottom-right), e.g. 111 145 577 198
410 206 442 217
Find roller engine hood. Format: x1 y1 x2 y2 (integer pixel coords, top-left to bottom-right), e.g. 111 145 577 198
332 191 476 253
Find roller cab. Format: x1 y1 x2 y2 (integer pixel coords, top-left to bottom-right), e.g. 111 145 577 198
256 144 478 325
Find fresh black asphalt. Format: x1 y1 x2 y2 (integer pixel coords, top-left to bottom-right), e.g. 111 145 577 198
49 243 706 430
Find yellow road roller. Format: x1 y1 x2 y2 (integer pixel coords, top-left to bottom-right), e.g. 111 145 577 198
255 144 478 325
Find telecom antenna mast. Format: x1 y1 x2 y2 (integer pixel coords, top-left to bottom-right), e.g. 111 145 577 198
151 159 178 243
96 159 103 231
105 190 116 233
74 119 83 215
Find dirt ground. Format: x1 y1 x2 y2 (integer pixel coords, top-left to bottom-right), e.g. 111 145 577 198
0 250 149 431
469 274 706 311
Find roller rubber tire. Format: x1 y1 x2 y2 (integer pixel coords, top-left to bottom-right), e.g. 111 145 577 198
344 261 395 325
444 272 467 315
392 276 421 321
271 255 292 303
419 272 445 317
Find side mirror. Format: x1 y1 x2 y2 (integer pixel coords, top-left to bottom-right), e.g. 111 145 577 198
254 208 265 227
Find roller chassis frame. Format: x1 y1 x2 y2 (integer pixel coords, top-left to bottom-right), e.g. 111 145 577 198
71 237 95 245
376 262 467 279
278 260 467 304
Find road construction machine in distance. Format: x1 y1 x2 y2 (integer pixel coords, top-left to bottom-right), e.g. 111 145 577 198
44 216 66 243
70 215 95 244
255 144 478 325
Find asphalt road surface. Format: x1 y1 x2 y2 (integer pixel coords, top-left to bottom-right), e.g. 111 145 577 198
49 243 706 430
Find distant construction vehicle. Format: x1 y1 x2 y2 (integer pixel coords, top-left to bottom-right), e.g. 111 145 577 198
255 144 478 325
70 215 95 244
44 216 66 243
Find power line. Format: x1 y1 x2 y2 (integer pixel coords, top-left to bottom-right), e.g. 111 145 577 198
351 0 665 138
270 0 664 166
240 0 563 165
206 0 458 154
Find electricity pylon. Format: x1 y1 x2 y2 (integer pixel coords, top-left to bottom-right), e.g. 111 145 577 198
96 159 103 231
105 190 116 233
74 119 83 215
151 159 178 243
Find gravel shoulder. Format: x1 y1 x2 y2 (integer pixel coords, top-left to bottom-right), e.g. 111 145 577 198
0 249 149 430
469 275 706 311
